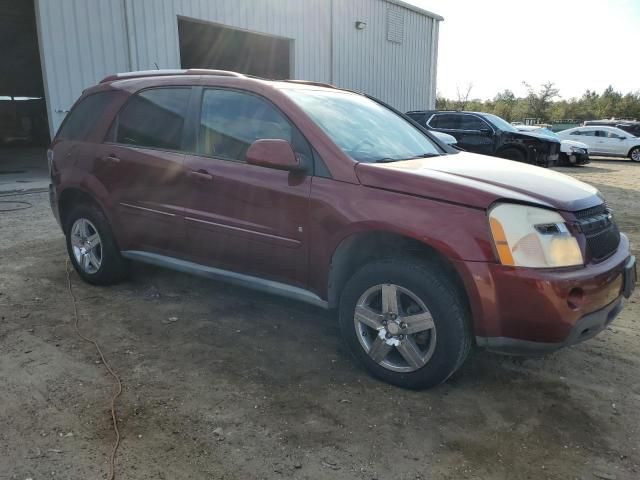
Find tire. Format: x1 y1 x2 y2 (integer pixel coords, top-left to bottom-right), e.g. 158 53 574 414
498 147 526 163
338 257 472 389
558 153 573 167
629 146 640 162
64 203 129 285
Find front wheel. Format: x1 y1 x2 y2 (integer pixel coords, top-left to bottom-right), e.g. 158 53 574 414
338 257 472 389
629 147 640 162
498 147 526 163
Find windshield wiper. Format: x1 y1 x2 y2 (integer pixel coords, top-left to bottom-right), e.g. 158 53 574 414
373 158 401 163
406 153 441 159
373 153 441 163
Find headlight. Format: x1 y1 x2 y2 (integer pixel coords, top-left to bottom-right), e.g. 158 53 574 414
488 203 583 268
570 146 586 154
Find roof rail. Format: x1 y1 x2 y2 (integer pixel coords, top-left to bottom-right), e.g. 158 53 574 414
100 69 245 83
280 79 337 89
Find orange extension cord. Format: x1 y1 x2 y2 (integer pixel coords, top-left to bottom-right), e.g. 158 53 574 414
66 260 122 480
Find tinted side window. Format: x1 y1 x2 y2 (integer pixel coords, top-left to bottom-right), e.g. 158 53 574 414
459 115 489 130
57 91 117 141
407 113 426 125
429 114 460 130
198 89 294 162
577 130 595 136
607 131 623 139
595 130 608 137
114 88 191 150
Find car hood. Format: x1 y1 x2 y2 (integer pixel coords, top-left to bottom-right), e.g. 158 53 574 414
355 151 601 211
508 130 561 144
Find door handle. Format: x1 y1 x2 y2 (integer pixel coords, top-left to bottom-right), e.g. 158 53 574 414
100 154 121 163
187 169 214 181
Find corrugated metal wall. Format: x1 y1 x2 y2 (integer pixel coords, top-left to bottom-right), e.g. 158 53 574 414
125 0 333 83
35 0 130 135
332 0 437 112
36 0 439 135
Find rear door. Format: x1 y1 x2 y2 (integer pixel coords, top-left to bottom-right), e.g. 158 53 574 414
90 87 191 254
182 88 312 287
427 113 462 141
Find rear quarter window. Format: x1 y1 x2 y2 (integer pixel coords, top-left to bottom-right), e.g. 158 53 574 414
56 91 118 141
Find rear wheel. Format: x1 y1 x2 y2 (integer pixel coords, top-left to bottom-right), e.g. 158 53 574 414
338 257 472 389
64 203 128 285
629 146 640 162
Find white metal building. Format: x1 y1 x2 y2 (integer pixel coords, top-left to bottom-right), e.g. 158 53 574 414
5 0 442 139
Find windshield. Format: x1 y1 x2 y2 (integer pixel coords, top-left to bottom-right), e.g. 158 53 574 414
482 113 518 132
281 88 441 162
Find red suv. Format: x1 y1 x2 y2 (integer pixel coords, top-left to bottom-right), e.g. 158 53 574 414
49 70 636 389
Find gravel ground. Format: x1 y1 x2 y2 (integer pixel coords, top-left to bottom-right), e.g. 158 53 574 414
0 160 638 480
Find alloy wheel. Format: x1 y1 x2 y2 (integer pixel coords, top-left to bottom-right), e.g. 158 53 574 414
354 284 437 373
70 218 103 274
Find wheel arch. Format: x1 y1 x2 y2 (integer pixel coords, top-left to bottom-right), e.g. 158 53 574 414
327 231 471 316
628 145 640 159
58 186 111 232
496 144 528 159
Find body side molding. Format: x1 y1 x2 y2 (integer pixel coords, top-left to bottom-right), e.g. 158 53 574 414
121 250 328 308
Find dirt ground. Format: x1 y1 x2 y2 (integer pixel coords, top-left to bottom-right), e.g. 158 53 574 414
1 159 639 480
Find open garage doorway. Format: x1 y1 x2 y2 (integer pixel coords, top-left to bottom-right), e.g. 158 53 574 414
0 0 49 147
0 0 50 193
178 18 293 80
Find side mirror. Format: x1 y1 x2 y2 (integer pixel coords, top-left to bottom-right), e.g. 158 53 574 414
246 139 304 172
479 128 493 136
620 137 627 140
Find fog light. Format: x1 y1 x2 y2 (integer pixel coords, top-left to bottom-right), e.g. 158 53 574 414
567 287 585 310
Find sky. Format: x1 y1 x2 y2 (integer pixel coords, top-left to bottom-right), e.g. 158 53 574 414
408 0 640 100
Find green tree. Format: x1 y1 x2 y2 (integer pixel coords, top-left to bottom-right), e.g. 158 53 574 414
492 89 517 121
434 86 640 123
523 81 560 121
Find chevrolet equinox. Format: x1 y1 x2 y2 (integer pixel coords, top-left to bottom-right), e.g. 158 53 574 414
49 70 637 389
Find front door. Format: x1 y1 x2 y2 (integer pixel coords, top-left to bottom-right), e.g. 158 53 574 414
90 87 192 254
592 129 616 155
573 129 600 154
456 114 495 155
183 88 312 287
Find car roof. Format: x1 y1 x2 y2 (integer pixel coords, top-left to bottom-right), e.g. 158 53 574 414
569 125 629 135
407 110 485 114
94 69 349 96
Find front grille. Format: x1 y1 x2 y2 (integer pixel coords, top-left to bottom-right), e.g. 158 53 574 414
574 203 607 219
573 204 620 261
586 223 620 260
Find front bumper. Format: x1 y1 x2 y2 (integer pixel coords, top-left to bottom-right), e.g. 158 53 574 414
476 295 625 354
454 235 635 354
561 151 590 166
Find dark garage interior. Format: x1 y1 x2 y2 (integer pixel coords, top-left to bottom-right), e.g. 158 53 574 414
0 0 49 147
178 18 292 80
